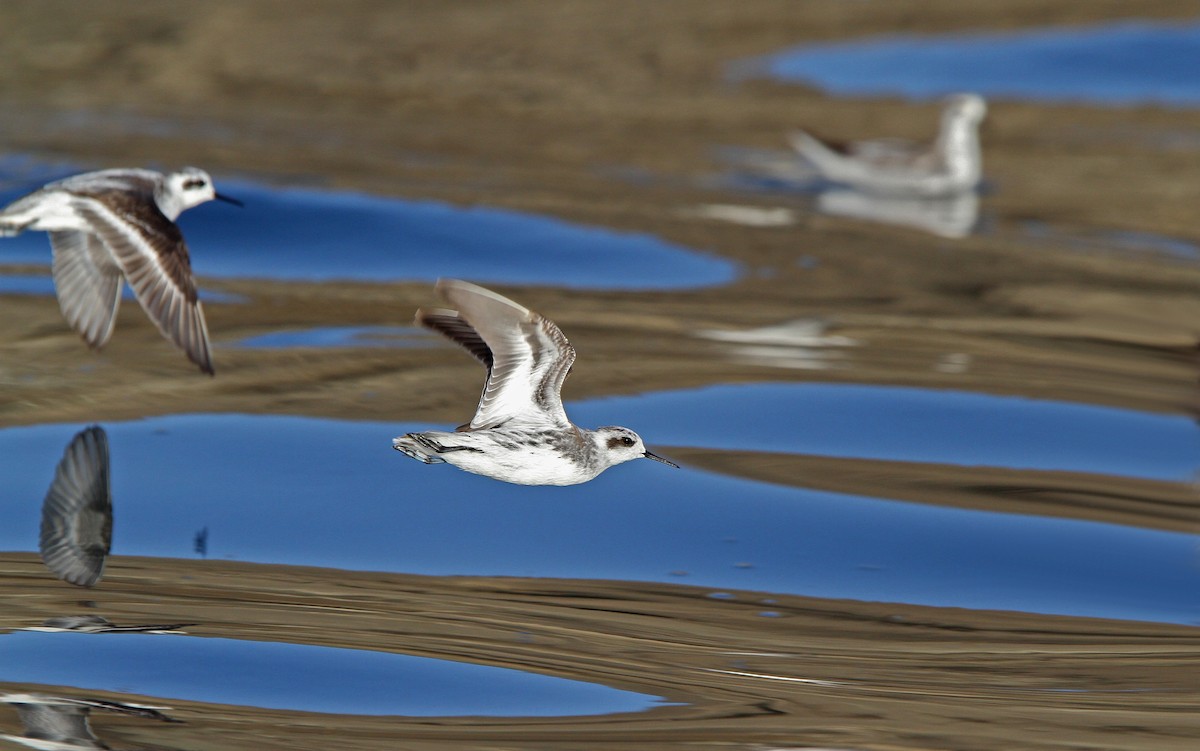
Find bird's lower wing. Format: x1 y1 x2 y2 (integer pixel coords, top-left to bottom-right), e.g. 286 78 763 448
74 199 214 374
49 230 123 349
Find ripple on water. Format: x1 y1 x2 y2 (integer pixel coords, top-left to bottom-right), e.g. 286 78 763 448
0 178 736 290
0 632 663 717
735 20 1200 106
0 385 1195 625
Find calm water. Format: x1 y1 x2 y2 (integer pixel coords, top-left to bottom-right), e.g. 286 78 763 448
740 19 1200 105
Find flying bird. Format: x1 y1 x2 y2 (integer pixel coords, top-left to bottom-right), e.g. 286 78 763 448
393 279 678 485
0 167 242 374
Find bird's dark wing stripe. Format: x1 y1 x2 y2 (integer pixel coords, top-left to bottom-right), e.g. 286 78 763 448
417 309 494 371
74 201 214 374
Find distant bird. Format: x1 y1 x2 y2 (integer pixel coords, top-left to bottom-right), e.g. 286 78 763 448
790 93 987 196
40 426 111 587
0 167 242 374
393 279 679 485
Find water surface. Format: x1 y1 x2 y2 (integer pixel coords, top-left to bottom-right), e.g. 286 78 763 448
1 387 1195 625
0 632 661 716
0 180 735 290
740 20 1200 105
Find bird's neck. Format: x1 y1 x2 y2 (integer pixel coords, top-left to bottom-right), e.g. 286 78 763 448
154 186 185 221
936 112 979 156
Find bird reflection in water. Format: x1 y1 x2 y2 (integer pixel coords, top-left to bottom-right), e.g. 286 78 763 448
815 188 980 239
0 692 179 750
19 615 195 635
39 426 111 588
698 318 858 370
33 428 197 634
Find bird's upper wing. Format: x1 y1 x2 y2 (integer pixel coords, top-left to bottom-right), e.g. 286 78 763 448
71 192 214 374
48 230 123 349
849 137 924 164
39 425 112 588
420 279 575 430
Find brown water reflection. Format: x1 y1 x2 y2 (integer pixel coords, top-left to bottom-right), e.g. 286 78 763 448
1 555 1197 751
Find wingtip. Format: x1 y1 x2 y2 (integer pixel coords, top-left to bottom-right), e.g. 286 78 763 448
434 278 532 318
191 351 216 376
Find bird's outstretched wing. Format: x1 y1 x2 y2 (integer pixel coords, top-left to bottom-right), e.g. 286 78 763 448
73 194 214 374
417 279 575 430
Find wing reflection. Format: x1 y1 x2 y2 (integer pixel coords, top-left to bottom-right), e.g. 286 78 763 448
21 615 195 635
0 692 179 750
698 319 857 370
816 187 980 238
39 426 111 587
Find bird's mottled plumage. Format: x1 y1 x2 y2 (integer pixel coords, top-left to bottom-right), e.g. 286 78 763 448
393 279 678 485
39 426 111 588
0 166 240 374
790 93 987 196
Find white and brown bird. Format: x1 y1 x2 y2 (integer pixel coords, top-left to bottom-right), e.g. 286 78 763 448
790 93 987 197
393 279 678 485
0 167 241 374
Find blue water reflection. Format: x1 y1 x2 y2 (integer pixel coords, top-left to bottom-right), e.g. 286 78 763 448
742 20 1200 106
574 384 1199 481
0 275 55 296
0 181 735 290
233 326 433 349
0 632 661 716
0 386 1195 625
0 274 245 304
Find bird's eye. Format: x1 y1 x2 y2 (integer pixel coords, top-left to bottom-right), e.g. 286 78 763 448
621 436 635 447
182 179 207 190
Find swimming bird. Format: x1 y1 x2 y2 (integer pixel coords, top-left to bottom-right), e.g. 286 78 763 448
392 279 678 485
789 93 987 197
0 167 242 374
39 425 111 587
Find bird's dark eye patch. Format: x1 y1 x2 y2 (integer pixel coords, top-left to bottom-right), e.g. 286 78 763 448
182 179 207 190
621 436 635 447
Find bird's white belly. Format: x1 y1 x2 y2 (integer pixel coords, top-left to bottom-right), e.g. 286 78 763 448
444 443 598 486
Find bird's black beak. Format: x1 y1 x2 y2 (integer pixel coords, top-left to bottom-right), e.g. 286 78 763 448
643 450 680 468
215 192 244 207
